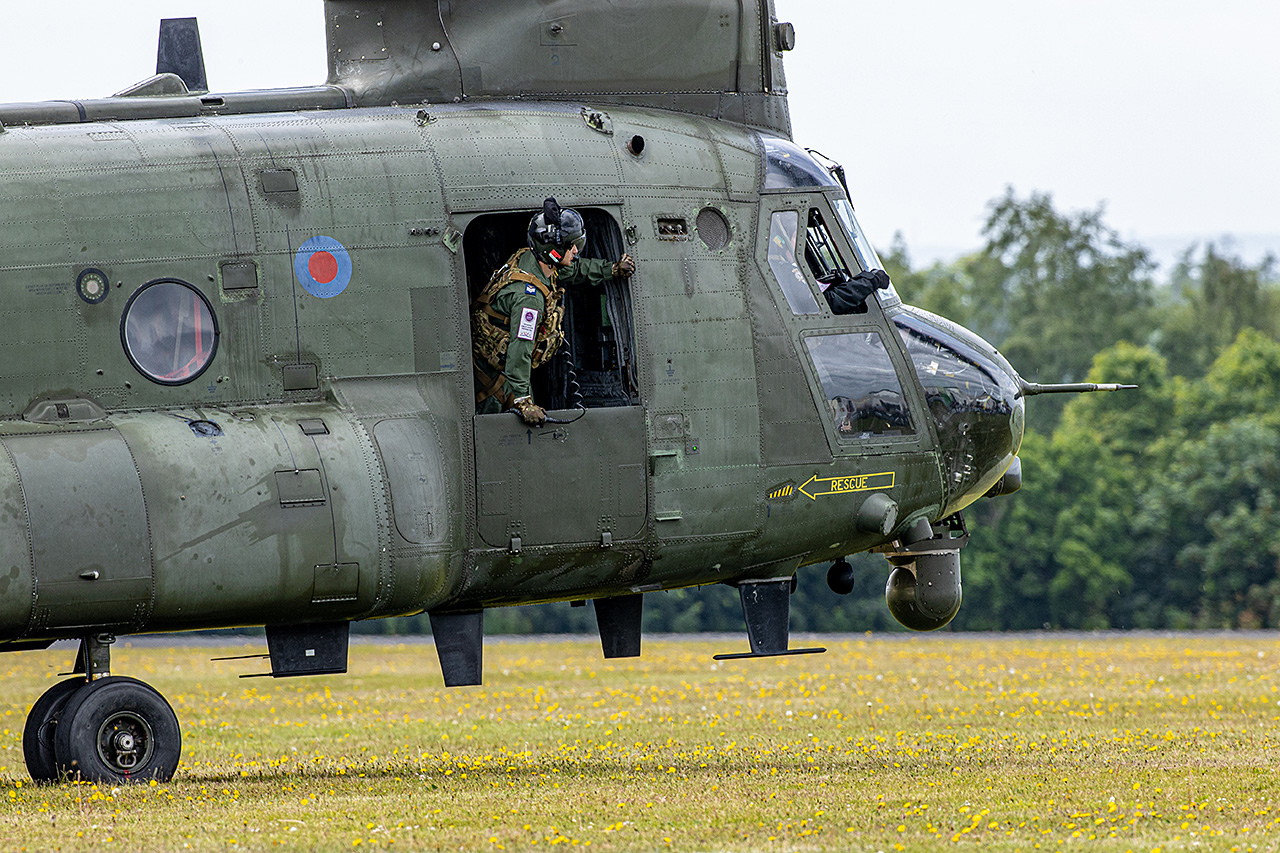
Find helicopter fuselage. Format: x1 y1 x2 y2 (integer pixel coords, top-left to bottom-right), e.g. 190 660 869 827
0 101 1022 644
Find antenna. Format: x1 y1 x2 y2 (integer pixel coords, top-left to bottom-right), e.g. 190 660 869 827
156 17 208 94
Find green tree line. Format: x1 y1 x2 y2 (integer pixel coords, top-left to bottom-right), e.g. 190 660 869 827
356 189 1280 638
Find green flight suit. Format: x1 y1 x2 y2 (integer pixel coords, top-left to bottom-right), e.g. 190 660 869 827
473 249 616 413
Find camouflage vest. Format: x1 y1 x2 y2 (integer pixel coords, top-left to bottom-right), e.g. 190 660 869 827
471 249 566 372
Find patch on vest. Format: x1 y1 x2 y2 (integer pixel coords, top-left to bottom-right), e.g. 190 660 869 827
525 283 537 295
516 308 540 341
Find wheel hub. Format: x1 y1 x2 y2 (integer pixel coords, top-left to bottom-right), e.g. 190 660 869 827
96 712 153 773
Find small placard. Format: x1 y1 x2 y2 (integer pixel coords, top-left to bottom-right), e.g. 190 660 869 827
516 307 539 341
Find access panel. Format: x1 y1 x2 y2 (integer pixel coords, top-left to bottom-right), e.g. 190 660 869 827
5 430 152 631
474 406 647 548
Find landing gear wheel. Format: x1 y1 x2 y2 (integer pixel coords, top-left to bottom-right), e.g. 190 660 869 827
53 676 181 784
23 678 88 783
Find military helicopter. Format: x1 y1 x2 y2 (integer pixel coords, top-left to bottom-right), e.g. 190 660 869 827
0 0 1130 784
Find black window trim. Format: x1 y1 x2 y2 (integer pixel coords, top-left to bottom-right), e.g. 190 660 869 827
119 277 221 387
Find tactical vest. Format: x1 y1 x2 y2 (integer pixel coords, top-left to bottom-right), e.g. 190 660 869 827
471 248 566 373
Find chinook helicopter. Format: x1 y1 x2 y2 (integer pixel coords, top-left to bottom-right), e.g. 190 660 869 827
0 1 1130 784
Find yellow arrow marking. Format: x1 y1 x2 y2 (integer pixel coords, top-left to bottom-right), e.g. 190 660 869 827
799 471 896 500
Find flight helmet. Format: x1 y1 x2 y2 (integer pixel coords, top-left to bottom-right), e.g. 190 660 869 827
528 197 586 265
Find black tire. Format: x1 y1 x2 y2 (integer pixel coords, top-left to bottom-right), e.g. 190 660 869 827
22 678 88 783
53 676 181 784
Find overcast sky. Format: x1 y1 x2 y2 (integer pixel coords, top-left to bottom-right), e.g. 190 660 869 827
8 1 1278 269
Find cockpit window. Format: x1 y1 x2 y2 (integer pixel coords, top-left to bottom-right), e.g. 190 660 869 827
894 312 1015 405
804 209 853 285
121 279 219 385
767 210 822 314
832 198 899 304
830 199 879 269
807 208 886 316
804 332 915 440
763 137 841 190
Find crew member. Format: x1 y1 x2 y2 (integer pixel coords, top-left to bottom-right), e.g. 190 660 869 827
471 198 635 425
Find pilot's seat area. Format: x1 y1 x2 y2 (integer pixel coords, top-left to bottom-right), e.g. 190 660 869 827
463 209 638 411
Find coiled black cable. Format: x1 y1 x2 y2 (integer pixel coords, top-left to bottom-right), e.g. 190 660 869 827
559 346 585 411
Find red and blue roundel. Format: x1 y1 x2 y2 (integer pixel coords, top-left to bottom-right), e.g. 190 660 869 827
294 236 352 299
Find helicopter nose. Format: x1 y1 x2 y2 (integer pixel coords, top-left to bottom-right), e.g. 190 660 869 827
893 307 1024 515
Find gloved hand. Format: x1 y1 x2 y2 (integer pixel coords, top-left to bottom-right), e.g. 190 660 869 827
855 268 892 290
823 268 892 315
512 396 547 426
612 254 636 279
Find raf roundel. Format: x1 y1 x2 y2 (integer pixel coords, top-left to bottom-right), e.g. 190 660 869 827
294 236 353 298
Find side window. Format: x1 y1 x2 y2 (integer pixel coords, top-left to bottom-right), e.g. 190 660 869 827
804 332 915 440
806 208 877 317
121 279 219 385
804 208 854 286
832 198 885 274
767 210 821 315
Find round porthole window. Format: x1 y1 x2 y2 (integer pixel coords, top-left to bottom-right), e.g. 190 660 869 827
120 279 219 385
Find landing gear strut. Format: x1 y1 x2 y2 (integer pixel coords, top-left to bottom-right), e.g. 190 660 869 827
21 633 182 784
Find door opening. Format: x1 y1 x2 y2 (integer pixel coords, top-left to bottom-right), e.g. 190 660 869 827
463 208 638 410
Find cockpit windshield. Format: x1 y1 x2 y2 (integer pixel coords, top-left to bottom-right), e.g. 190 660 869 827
831 199 879 271
763 136 900 306
762 137 841 190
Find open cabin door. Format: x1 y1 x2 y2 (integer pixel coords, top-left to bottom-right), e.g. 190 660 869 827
473 408 646 547
464 208 648 548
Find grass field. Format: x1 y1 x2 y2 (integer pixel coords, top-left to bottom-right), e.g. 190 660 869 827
1 633 1279 852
